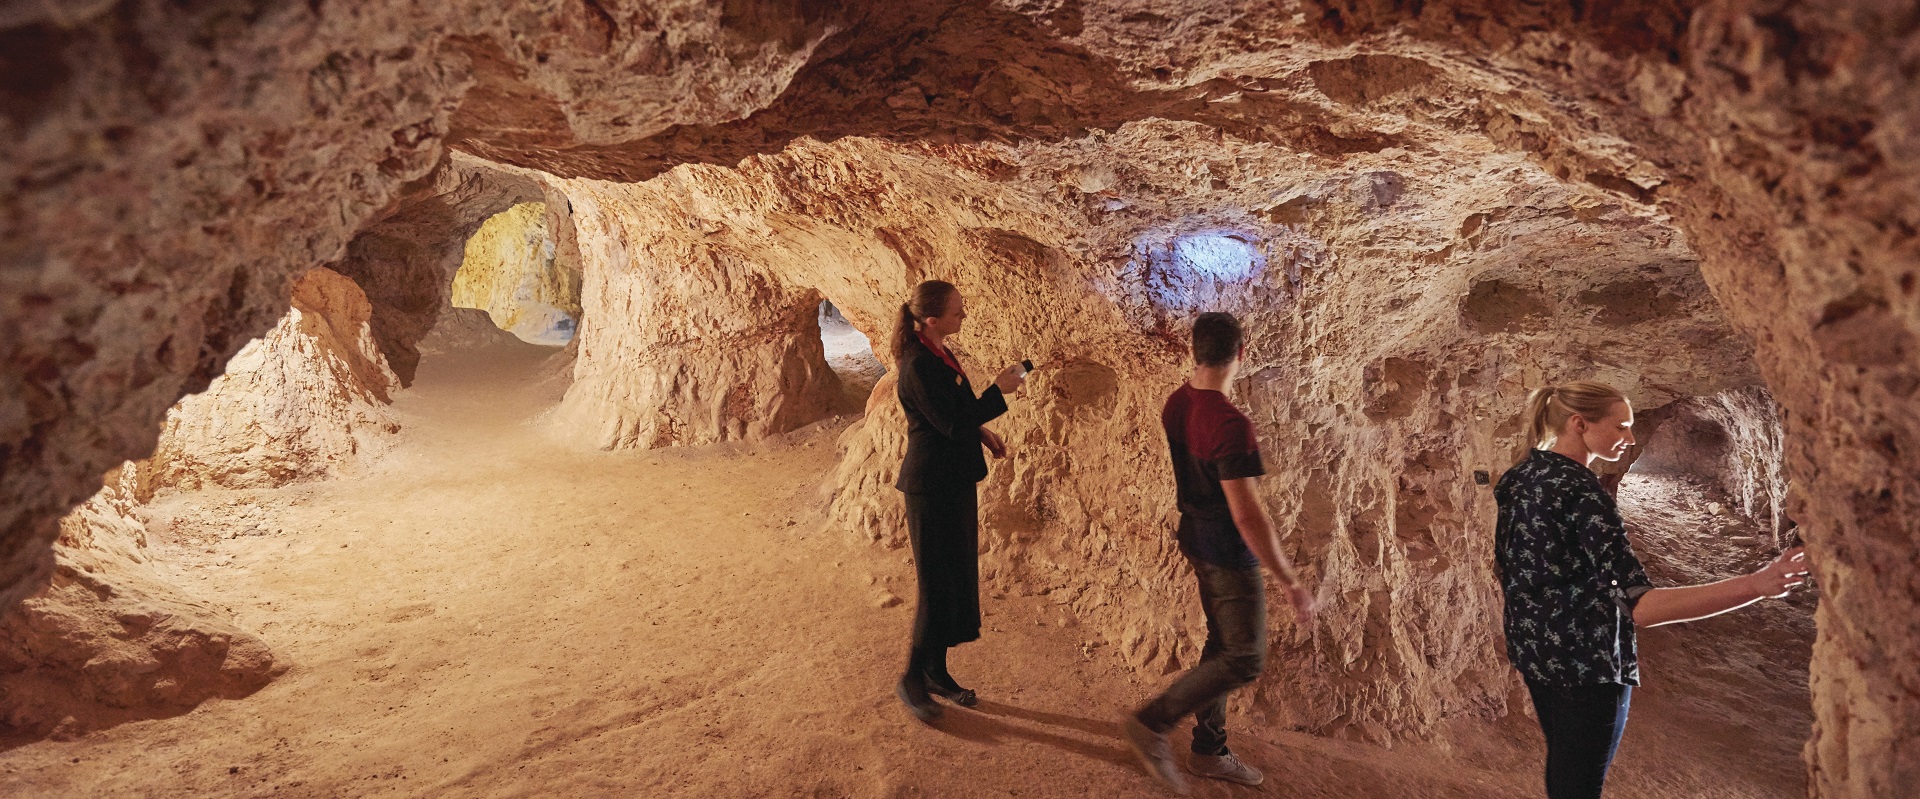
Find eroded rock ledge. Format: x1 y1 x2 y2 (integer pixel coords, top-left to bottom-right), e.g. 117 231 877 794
0 466 282 739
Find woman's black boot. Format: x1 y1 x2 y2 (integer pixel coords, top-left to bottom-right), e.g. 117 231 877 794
922 646 978 708
897 647 942 722
896 674 942 722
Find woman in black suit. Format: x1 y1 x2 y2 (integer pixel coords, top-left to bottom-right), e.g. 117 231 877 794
891 279 1026 722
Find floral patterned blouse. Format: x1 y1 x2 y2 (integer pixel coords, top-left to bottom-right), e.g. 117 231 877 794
1495 448 1655 687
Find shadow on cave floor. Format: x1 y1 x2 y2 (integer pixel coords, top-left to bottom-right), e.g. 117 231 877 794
0 344 1807 798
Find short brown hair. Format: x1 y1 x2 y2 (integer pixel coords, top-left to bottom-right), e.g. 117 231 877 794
1191 312 1242 366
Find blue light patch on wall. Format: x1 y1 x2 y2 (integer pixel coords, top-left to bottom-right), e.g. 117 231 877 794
1170 232 1262 281
1129 225 1271 313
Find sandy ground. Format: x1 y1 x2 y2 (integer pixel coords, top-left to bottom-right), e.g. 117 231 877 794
0 343 1811 798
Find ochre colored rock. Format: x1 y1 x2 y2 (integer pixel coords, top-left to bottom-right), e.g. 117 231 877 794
530 132 1756 738
545 189 843 447
0 0 844 607
451 202 581 345
330 153 557 385
0 465 283 738
2 2 1917 792
139 268 400 493
417 307 525 356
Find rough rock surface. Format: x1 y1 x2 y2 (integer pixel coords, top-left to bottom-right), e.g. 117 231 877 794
535 131 1757 740
416 307 525 356
819 303 885 409
450 202 581 345
547 175 844 448
331 153 573 385
0 0 846 606
1634 387 1791 541
3 1 1917 794
139 268 400 493
0 464 282 739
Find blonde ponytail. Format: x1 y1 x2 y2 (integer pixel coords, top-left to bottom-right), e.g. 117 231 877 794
1524 381 1628 449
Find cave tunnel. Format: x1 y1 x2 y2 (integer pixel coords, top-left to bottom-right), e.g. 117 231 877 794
819 298 886 411
1 2 1915 797
450 202 580 347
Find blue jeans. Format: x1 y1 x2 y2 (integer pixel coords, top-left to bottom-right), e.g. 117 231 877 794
1136 556 1266 755
1526 680 1632 799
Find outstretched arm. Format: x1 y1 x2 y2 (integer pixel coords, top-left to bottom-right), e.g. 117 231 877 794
1633 548 1808 627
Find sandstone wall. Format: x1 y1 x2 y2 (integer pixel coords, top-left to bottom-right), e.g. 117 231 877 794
330 153 557 384
0 464 282 738
541 131 1759 740
1637 387 1791 540
2 1 1916 793
546 177 845 449
450 201 582 345
971 3 1920 784
0 0 847 606
417 307 525 356
1 265 414 739
138 268 400 494
1661 13 1920 793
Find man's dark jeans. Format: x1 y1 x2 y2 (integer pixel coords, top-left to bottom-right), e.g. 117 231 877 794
1525 679 1633 799
1137 556 1266 756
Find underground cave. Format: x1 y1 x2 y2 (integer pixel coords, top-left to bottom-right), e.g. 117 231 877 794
1 2 1914 798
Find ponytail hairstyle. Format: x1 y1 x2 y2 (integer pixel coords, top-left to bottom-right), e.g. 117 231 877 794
890 280 958 362
1523 380 1629 450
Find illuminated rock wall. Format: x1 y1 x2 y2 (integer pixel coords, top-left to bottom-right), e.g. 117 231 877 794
330 152 559 385
3 2 1916 790
1634 387 1790 540
137 268 400 493
0 0 843 606
451 202 582 346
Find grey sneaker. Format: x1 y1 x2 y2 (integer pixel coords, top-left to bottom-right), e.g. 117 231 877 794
1190 751 1264 786
1122 716 1191 795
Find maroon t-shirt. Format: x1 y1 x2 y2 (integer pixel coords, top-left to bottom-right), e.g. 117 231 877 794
1162 383 1266 568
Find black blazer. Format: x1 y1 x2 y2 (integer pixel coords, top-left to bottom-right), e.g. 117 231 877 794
894 338 1008 493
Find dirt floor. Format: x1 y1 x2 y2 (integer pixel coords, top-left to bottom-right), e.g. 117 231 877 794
0 343 1813 798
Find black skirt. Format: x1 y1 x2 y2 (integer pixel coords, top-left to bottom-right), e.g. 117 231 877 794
904 487 981 648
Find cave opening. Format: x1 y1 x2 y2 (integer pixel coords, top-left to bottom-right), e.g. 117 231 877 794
818 298 884 411
1607 387 1818 792
1618 387 1799 586
448 202 580 347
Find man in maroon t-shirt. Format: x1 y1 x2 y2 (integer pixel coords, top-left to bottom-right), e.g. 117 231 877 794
1123 312 1317 794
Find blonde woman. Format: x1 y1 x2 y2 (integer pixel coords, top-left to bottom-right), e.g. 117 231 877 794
1494 381 1810 799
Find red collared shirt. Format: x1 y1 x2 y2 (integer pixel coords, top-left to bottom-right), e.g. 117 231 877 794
916 330 965 376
